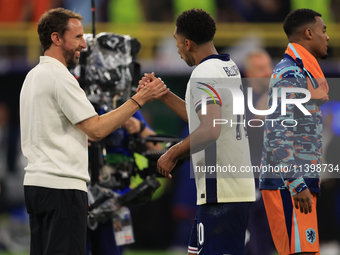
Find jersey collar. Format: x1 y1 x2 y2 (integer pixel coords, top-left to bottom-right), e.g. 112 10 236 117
199 54 230 64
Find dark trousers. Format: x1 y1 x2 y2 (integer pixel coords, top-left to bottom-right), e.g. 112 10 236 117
24 186 88 255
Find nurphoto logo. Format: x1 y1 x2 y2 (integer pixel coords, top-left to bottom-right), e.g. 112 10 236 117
197 82 312 128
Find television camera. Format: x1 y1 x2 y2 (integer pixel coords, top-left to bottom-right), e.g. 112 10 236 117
73 32 183 232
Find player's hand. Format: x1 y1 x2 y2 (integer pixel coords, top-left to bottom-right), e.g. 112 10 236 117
293 188 313 214
122 117 141 134
138 77 169 103
137 77 149 92
144 72 157 81
137 72 157 92
157 148 178 178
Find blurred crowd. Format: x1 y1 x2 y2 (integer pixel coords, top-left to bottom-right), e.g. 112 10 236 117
1 0 340 24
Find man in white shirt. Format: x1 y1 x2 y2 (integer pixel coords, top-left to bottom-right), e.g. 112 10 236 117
20 7 167 255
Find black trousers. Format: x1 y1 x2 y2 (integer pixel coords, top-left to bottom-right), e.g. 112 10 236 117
24 186 88 255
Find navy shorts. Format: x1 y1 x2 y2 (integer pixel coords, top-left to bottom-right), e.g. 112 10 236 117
188 202 251 255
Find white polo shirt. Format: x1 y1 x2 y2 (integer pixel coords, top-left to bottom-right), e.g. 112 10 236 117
20 56 97 192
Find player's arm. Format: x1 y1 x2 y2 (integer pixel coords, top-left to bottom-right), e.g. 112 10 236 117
160 91 188 122
77 78 168 141
139 73 188 122
157 104 221 178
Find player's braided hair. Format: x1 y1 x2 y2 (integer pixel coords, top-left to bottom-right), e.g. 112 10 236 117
37 8 83 52
283 8 321 38
176 9 216 45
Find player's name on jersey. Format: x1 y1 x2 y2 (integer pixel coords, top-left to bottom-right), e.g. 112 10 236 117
223 65 240 76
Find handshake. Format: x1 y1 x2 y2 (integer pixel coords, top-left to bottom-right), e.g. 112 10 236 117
132 72 168 107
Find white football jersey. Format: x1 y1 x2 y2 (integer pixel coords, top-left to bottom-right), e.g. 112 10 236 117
185 55 255 205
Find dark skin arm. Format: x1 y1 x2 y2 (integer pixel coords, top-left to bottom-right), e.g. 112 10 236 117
157 104 221 178
139 73 188 122
138 73 221 178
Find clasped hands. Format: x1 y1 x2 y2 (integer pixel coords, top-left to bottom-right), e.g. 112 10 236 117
137 72 168 103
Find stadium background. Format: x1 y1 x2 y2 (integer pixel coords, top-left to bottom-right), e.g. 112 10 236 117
0 0 340 254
